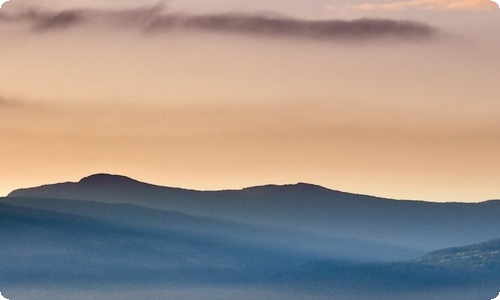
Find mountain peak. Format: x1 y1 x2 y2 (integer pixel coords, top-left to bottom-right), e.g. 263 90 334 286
294 182 332 191
78 173 141 186
240 182 335 198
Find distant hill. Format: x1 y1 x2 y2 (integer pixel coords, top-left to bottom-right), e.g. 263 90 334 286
8 173 500 252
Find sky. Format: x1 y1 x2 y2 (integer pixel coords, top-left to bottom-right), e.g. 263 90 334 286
0 0 499 202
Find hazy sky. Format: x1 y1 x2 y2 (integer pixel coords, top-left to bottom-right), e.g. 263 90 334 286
1 0 499 201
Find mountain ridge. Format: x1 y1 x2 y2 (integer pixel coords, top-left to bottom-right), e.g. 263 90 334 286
4 173 426 203
10 173 499 204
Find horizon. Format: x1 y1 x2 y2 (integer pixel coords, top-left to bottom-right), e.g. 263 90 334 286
1 0 500 202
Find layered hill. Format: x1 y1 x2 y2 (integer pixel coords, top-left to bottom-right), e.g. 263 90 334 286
1 196 417 262
2 197 499 297
0 201 306 286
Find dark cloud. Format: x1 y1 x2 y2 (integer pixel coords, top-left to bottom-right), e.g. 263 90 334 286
151 14 436 41
0 9 87 30
32 10 86 31
0 6 437 41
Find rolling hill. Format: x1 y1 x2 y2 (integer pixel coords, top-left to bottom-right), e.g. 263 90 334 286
8 173 500 253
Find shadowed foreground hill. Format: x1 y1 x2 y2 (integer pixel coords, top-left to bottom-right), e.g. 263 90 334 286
414 238 500 271
274 238 500 295
8 173 500 252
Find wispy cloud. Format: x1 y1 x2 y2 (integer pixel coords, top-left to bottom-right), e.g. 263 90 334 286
0 96 21 108
0 96 38 112
0 5 438 41
355 0 498 11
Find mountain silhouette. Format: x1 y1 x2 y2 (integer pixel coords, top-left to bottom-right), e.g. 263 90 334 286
8 174 500 253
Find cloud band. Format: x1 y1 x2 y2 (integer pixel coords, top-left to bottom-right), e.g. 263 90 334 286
0 6 437 41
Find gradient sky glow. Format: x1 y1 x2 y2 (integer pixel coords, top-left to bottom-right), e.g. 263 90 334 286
1 0 499 201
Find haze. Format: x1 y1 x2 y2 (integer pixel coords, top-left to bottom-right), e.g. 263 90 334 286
1 0 499 201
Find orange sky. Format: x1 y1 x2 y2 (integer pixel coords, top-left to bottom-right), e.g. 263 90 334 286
1 1 499 201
